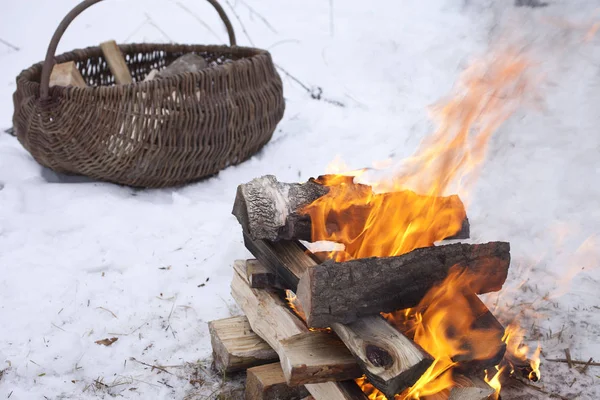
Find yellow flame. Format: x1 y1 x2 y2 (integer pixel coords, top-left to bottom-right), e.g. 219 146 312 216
312 48 543 398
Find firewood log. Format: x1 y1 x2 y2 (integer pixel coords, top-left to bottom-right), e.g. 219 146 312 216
208 316 278 373
331 316 433 399
232 175 470 242
246 363 310 400
241 250 434 398
156 53 207 78
49 61 86 88
230 260 365 400
243 234 510 328
100 40 133 85
296 241 510 328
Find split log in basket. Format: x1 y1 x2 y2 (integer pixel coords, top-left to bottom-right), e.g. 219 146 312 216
232 175 470 243
244 234 510 327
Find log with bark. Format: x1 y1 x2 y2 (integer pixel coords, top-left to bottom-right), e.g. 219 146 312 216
296 241 510 327
331 316 433 399
242 248 435 398
232 175 470 242
208 315 278 373
244 234 509 328
230 260 366 399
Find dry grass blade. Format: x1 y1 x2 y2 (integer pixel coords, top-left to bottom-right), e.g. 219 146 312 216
546 358 600 367
96 307 118 319
130 357 173 375
564 349 573 368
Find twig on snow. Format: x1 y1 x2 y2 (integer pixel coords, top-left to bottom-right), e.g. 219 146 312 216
0 38 20 51
144 13 175 43
565 349 573 368
547 358 600 367
238 0 277 33
130 357 173 375
223 0 255 46
267 39 300 51
329 0 335 37
275 64 345 107
175 1 223 42
96 307 118 319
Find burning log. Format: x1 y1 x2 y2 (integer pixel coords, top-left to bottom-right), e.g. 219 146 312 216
452 292 507 372
230 260 363 390
232 175 470 243
297 241 510 327
243 241 436 397
246 363 310 400
244 234 510 328
331 316 433 399
208 316 278 373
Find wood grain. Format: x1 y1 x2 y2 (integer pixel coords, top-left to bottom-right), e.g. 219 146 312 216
208 316 277 373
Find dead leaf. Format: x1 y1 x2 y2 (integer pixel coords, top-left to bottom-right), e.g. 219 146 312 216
95 337 118 346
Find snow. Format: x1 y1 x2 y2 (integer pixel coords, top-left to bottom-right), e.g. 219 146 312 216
1 0 599 399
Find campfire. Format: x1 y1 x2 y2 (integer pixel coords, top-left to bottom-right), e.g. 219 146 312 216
208 50 542 400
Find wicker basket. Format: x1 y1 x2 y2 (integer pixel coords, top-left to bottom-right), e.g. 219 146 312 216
12 0 285 188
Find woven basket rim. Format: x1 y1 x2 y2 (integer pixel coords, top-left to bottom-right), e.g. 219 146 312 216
16 43 273 98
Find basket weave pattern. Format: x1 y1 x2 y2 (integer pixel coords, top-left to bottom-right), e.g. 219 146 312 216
13 1 285 188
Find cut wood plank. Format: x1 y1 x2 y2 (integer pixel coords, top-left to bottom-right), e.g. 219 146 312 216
305 381 368 400
49 61 86 88
246 363 309 400
231 261 362 397
232 175 470 243
331 316 433 399
295 241 510 327
100 40 133 85
241 250 433 398
208 316 278 373
279 331 361 386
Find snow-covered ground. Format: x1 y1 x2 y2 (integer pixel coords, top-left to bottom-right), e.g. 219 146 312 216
1 0 599 399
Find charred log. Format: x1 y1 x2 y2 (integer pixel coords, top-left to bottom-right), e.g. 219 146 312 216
296 241 510 327
232 175 470 243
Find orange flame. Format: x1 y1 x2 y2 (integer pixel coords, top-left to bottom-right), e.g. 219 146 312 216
302 49 537 262
303 49 541 398
383 267 506 398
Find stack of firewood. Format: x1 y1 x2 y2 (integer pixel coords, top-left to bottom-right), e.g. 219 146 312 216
208 175 515 400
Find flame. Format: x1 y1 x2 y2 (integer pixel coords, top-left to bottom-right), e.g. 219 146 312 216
302 49 536 262
502 323 542 381
484 366 504 400
303 49 542 398
382 267 506 398
285 290 307 322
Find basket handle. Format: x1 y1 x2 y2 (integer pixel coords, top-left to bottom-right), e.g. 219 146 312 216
40 0 237 100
